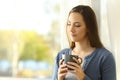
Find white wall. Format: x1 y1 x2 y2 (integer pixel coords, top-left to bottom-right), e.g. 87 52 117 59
106 0 120 79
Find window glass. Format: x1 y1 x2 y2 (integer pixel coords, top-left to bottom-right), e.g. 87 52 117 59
0 0 60 80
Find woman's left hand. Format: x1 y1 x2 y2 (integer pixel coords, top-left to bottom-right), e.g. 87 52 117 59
67 57 85 80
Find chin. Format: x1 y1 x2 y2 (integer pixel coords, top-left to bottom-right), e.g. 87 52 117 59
71 39 78 42
70 37 80 42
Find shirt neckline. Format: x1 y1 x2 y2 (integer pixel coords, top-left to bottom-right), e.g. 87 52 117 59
69 48 98 59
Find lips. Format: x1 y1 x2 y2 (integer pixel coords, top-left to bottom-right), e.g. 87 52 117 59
70 34 76 37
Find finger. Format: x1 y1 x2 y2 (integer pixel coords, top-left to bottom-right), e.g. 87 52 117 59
73 57 82 65
58 64 68 74
60 64 67 69
73 57 79 64
59 67 68 73
59 59 64 66
59 72 68 78
67 64 76 70
68 69 77 73
60 73 67 76
67 62 79 68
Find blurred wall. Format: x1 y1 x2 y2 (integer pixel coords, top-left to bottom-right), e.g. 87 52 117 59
106 0 120 79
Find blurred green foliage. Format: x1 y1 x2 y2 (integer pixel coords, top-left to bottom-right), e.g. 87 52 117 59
0 30 52 63
19 31 51 62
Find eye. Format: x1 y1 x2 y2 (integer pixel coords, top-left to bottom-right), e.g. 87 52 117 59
67 22 71 26
74 23 81 27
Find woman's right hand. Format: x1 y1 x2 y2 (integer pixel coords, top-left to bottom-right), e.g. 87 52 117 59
58 59 68 80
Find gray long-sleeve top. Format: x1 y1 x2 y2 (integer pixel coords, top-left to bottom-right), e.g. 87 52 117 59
52 48 116 80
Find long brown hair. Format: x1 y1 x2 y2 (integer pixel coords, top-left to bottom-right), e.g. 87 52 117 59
66 5 104 49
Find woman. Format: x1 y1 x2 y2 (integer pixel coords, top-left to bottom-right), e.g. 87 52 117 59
52 5 116 80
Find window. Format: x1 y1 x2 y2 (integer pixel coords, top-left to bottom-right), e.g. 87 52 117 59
0 0 60 80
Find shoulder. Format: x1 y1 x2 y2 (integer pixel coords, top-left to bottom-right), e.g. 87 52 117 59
58 48 71 54
96 48 112 57
56 48 71 58
95 48 115 63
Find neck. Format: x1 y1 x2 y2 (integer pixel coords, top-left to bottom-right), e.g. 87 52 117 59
75 40 90 50
73 40 95 55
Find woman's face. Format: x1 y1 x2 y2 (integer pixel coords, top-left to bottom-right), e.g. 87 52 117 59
67 12 88 42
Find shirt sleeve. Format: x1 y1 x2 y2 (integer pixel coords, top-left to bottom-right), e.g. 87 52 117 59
101 53 116 80
52 64 58 80
52 53 60 80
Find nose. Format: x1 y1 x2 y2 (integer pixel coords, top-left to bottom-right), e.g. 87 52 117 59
69 25 75 33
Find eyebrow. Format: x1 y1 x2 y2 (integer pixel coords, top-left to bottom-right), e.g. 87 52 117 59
67 21 81 24
74 22 80 24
